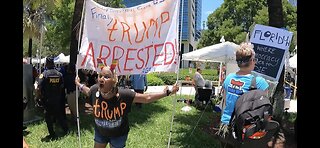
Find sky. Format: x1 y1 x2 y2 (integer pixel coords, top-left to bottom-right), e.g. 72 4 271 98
201 0 224 29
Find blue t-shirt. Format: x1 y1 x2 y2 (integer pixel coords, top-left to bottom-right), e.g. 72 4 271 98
130 74 147 90
221 73 269 125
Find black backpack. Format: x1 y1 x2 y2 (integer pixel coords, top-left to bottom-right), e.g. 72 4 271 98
230 76 277 143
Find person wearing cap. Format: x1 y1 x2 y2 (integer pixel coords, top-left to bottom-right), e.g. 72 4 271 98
75 66 179 148
37 57 69 140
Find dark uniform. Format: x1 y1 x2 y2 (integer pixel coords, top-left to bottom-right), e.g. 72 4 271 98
38 57 68 138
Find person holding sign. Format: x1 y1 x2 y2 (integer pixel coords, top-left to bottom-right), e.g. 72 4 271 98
216 42 269 144
75 65 179 148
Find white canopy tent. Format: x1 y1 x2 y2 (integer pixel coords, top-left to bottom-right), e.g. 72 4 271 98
60 55 70 63
31 57 46 64
31 53 70 67
54 53 65 63
182 41 239 63
289 54 297 69
182 41 240 87
287 53 297 99
54 53 70 64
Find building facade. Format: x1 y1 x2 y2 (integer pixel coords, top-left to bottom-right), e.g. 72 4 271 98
123 0 151 8
123 0 202 68
288 0 297 7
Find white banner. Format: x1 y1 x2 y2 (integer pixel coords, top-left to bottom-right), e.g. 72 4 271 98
77 0 180 75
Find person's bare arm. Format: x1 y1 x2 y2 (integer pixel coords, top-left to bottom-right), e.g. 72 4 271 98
23 138 29 148
75 76 90 96
133 84 179 103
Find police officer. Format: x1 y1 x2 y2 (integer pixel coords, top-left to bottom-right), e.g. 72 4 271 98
38 57 68 140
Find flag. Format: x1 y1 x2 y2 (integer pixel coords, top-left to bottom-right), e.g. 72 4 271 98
110 59 118 71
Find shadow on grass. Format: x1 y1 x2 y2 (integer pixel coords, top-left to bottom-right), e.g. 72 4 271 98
129 102 168 127
24 101 96 136
169 107 222 148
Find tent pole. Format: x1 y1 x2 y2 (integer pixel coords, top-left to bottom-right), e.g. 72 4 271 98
218 62 222 87
75 0 86 148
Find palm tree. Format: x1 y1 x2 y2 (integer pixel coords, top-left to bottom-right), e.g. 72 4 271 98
69 0 84 66
267 0 285 123
23 0 59 62
267 1 287 146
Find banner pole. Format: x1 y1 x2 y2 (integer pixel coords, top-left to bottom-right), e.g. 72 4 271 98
75 0 86 148
167 0 183 147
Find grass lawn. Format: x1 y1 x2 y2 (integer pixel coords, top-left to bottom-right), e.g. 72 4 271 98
24 95 222 148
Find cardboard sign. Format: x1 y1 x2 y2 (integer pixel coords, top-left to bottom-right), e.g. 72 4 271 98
250 24 293 81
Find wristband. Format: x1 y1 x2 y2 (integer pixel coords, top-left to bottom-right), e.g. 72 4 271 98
166 89 172 96
79 84 84 91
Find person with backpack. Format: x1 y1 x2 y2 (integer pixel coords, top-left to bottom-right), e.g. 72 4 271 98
216 42 269 147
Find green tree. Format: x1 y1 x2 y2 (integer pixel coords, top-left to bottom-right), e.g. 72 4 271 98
198 0 267 48
23 0 60 59
44 0 75 56
254 0 297 52
198 0 296 53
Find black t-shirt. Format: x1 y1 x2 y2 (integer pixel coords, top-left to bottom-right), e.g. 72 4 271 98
38 69 64 105
89 84 136 137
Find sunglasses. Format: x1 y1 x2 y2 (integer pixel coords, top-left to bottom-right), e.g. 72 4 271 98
98 74 112 80
251 58 258 62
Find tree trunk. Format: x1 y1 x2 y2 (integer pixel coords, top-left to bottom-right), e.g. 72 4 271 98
28 38 32 64
267 0 285 123
69 0 84 66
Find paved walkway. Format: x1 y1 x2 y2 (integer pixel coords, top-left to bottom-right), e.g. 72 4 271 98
146 86 297 113
146 86 196 95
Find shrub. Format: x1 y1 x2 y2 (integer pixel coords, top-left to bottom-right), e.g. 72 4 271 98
155 72 177 85
147 68 219 86
147 74 164 86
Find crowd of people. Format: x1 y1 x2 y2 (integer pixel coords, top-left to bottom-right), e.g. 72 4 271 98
23 42 286 147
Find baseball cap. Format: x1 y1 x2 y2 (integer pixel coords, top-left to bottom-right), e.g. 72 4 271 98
46 56 54 65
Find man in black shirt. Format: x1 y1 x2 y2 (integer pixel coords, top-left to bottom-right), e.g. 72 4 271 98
38 57 68 140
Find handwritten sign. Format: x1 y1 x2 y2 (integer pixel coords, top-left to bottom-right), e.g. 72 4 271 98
77 0 180 75
250 24 293 81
